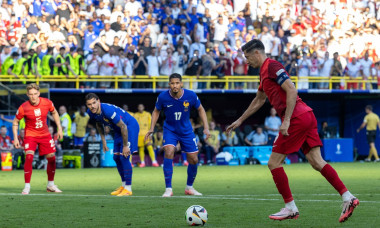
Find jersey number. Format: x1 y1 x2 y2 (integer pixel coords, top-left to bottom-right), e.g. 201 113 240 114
174 112 182 120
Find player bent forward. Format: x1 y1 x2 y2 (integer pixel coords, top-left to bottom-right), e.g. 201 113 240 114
85 93 139 196
12 83 63 194
145 73 210 197
227 39 359 223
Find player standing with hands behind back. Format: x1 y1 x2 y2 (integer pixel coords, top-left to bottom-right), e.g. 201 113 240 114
13 83 63 195
226 39 359 223
145 73 210 197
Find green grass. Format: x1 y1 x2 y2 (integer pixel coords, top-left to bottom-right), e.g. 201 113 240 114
0 163 379 227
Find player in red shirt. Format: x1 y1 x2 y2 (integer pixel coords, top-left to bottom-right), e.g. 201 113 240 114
12 83 63 195
227 39 359 223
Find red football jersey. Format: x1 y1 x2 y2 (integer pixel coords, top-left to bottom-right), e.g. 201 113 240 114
15 97 55 137
258 58 312 119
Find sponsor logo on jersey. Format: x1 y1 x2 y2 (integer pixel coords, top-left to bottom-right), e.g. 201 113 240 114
34 108 41 117
111 112 116 119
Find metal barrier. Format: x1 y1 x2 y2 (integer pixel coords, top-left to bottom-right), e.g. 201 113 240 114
0 75 377 90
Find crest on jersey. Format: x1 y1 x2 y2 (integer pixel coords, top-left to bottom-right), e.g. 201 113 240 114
34 108 41 117
183 101 189 112
103 117 109 123
25 143 29 149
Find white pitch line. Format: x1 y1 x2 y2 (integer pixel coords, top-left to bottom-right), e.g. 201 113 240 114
0 193 379 204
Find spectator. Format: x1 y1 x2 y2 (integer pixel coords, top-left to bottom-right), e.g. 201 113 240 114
133 48 148 88
221 129 239 149
203 121 220 165
185 50 202 89
309 52 321 89
331 52 343 89
189 36 206 59
345 57 361 90
59 105 72 149
359 51 373 89
245 126 268 146
258 26 274 57
233 49 247 89
213 16 228 45
264 108 282 145
85 49 102 88
72 105 90 149
85 128 101 143
104 126 113 141
122 52 135 89
319 51 334 89
146 46 160 79
0 125 13 151
297 52 311 89
319 121 329 139
99 47 117 88
159 48 176 88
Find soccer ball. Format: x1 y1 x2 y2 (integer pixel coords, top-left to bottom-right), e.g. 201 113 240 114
185 205 208 226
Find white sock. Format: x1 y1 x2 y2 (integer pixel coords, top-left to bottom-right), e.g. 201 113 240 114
25 183 30 188
166 188 173 191
141 161 145 164
125 185 132 191
47 181 54 186
285 200 298 211
152 160 157 163
342 191 353 201
186 185 193 190
122 181 126 188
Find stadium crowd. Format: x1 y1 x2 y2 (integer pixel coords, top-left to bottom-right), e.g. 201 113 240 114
0 0 379 89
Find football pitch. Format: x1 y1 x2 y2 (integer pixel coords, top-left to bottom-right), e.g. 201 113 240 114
0 163 379 227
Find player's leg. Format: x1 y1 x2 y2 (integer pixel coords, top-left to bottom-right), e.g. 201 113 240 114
146 139 159 167
111 136 125 195
306 147 359 222
138 135 146 167
181 134 202 196
268 152 299 220
369 142 379 161
182 152 188 166
162 145 176 197
39 136 62 193
117 122 139 196
23 149 35 195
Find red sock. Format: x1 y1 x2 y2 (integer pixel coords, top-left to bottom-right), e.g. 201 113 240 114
24 154 34 183
47 156 56 181
271 167 293 203
320 164 347 195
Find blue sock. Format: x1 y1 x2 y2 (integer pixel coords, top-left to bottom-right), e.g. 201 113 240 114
113 154 124 182
120 155 133 185
163 158 173 188
187 163 198 186
181 152 187 162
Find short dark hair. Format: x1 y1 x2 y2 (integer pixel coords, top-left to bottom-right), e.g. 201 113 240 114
241 39 265 54
169 73 182 82
48 47 54 53
366 105 373 111
85 93 99 101
60 47 65 51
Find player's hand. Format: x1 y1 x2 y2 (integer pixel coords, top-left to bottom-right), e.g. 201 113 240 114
356 128 360 133
122 146 131 158
226 119 242 134
280 119 290 136
103 143 109 152
145 129 154 142
13 138 20 149
203 128 211 141
56 128 63 141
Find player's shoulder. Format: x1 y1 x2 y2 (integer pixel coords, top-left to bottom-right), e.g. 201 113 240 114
158 90 170 100
183 89 197 98
40 97 53 105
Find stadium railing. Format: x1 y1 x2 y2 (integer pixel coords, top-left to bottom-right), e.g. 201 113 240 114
0 75 377 90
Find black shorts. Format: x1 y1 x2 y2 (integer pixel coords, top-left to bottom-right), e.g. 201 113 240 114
366 130 377 144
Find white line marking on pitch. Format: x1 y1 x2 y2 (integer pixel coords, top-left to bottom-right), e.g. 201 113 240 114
0 193 379 204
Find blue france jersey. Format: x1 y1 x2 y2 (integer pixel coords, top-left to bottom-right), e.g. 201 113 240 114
87 103 135 135
156 89 201 136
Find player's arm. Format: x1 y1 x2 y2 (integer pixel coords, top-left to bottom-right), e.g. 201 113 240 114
51 108 63 140
145 108 160 142
197 104 211 141
12 117 21 148
357 118 367 133
226 90 267 133
280 79 297 136
96 122 109 152
116 120 130 157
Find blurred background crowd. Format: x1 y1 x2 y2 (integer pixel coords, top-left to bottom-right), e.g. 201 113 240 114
0 0 379 90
